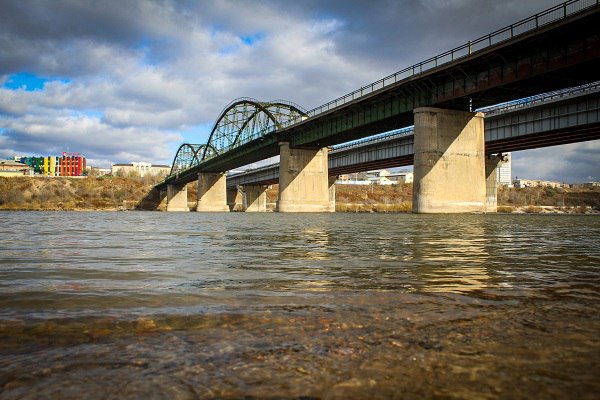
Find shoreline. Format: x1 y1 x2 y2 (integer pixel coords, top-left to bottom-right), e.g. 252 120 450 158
1 176 598 213
1 205 598 214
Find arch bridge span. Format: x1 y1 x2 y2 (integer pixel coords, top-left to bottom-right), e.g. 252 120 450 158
169 98 307 178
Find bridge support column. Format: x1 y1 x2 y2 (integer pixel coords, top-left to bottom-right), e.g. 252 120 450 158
277 142 334 212
329 176 337 211
227 187 240 211
242 185 268 212
159 188 168 211
485 153 509 213
412 107 486 213
197 172 229 212
166 184 189 212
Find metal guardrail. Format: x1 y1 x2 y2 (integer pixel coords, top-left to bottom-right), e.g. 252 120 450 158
478 81 600 115
280 0 599 128
332 127 414 152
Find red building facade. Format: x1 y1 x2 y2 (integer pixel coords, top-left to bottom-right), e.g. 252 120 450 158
59 153 86 176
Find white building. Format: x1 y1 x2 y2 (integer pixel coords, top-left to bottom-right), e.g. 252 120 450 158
337 169 414 185
368 170 395 185
389 171 413 184
513 178 568 188
497 153 512 186
111 162 170 177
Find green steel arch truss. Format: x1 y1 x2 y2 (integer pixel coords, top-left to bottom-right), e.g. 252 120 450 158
169 143 217 177
168 98 307 178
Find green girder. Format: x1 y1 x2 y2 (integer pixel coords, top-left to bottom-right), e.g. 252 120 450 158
168 98 307 178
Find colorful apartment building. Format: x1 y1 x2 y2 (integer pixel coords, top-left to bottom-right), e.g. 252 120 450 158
17 153 86 176
59 153 86 176
43 156 59 176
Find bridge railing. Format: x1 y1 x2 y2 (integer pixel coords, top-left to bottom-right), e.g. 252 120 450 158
479 81 600 115
279 0 599 129
332 127 415 153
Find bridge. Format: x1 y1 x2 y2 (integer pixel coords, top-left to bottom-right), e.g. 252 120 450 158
156 0 600 213
224 83 600 211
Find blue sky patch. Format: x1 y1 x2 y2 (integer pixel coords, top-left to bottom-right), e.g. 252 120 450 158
241 33 264 46
3 72 70 91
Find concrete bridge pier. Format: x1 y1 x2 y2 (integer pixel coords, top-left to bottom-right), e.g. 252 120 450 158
276 142 334 212
485 153 509 213
158 188 168 210
242 185 269 212
329 176 337 212
227 187 240 211
197 172 229 212
166 184 189 212
412 107 486 213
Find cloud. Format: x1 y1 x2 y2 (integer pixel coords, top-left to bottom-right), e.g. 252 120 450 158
512 140 600 183
0 113 181 163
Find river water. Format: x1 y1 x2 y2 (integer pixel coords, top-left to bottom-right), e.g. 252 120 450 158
0 211 598 399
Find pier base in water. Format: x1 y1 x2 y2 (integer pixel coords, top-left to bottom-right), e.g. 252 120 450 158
412 107 486 213
197 172 229 212
277 142 334 213
166 183 188 212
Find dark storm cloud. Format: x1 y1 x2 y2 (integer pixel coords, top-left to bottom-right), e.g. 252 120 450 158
253 0 561 71
0 1 144 75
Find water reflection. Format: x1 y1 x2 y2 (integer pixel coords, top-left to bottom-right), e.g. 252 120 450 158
300 227 331 260
420 243 489 293
405 218 491 293
1 212 599 399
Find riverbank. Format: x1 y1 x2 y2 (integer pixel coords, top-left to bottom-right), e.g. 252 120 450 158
1 176 599 213
0 176 159 211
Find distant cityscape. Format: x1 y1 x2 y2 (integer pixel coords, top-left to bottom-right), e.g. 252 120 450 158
0 153 87 177
1 151 598 188
0 152 171 179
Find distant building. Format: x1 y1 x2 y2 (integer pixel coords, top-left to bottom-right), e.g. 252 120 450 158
337 174 371 185
368 170 395 185
513 178 568 188
88 167 112 176
337 169 414 185
0 160 31 176
111 162 170 177
58 153 86 176
15 153 86 176
387 171 414 185
497 153 512 186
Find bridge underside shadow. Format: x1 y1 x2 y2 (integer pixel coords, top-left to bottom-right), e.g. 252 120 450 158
136 187 167 211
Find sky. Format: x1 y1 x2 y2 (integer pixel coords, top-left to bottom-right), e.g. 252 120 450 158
0 0 597 183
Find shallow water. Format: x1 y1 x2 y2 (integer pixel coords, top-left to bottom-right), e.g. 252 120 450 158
1 211 599 399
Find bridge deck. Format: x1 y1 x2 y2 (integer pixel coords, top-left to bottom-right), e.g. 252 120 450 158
226 87 600 187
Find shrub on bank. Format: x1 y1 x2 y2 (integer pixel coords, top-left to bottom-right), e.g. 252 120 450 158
336 201 412 213
497 206 515 213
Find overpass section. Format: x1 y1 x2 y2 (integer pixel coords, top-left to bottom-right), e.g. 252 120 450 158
225 85 600 211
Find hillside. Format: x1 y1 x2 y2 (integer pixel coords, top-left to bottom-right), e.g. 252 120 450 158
0 176 598 212
0 176 160 211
